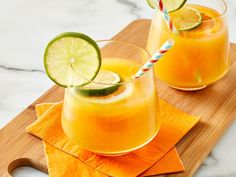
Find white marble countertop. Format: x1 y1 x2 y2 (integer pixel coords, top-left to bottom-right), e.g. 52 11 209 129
0 0 235 177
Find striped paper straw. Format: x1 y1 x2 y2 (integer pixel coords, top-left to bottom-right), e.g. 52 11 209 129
154 0 178 34
134 39 174 79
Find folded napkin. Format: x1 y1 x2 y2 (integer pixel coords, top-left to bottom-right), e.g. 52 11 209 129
43 142 183 177
36 103 184 176
27 100 200 177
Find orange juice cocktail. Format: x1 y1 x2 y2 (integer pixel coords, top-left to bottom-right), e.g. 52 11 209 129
147 0 230 90
62 41 160 155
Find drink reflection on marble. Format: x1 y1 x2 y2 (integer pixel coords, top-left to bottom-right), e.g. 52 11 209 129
147 0 230 90
62 41 161 156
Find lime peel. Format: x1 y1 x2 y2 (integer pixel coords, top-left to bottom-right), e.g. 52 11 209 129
78 70 121 96
146 0 187 12
172 7 202 31
44 32 101 87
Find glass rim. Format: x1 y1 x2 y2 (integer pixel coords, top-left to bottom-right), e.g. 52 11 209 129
96 39 152 55
168 0 227 23
74 39 153 87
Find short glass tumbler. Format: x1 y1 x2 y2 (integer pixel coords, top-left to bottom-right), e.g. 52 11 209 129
62 40 161 156
147 0 230 90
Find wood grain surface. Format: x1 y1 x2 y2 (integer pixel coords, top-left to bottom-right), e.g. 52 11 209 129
0 19 235 177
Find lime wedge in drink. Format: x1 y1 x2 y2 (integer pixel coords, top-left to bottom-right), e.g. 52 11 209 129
73 84 134 104
146 0 187 12
44 32 101 87
78 70 121 96
172 7 202 31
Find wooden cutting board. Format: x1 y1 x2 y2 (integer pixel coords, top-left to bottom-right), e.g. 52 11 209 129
0 19 236 177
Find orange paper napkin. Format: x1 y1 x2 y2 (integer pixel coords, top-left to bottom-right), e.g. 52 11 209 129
36 103 184 176
27 100 200 177
35 103 185 177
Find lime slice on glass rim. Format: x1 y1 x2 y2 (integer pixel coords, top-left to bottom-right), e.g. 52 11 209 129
78 70 121 96
172 7 202 31
146 0 187 12
44 32 101 87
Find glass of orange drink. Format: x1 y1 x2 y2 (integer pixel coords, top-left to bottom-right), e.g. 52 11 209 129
146 0 230 90
61 40 160 156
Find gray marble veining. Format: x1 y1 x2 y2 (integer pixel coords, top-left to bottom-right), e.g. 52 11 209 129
0 65 44 73
116 0 142 18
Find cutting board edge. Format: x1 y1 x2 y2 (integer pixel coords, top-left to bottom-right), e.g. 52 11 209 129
0 19 236 177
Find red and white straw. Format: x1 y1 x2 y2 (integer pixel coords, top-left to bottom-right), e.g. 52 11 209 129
134 39 174 79
155 0 178 34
